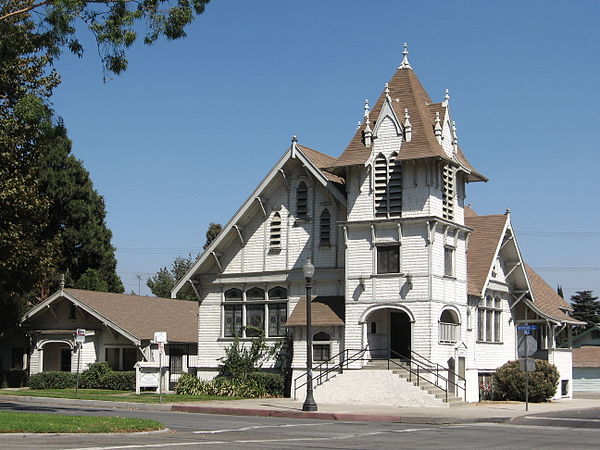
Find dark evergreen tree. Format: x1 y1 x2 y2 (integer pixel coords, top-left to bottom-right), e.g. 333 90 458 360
557 285 564 299
571 290 600 328
203 222 222 250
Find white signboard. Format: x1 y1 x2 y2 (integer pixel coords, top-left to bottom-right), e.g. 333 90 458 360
154 331 167 344
139 371 159 388
75 328 86 343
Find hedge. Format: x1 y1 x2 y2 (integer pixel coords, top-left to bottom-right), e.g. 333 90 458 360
29 371 76 389
175 371 284 398
0 369 28 388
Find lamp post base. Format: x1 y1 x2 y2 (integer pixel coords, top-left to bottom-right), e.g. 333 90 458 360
302 400 318 412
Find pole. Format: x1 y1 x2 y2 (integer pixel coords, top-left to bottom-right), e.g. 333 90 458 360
159 346 163 404
75 343 81 398
302 278 317 411
525 328 529 411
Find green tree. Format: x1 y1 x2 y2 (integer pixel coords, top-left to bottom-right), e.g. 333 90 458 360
571 290 600 328
556 285 564 299
1 0 211 77
147 255 194 299
203 222 222 250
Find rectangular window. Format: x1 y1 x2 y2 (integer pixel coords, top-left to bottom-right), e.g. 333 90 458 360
268 303 287 337
122 348 138 371
478 296 502 343
245 304 265 337
444 247 455 277
106 348 120 370
377 245 400 274
224 304 243 337
313 344 330 362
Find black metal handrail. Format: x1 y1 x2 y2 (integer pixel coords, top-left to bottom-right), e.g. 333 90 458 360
293 346 466 402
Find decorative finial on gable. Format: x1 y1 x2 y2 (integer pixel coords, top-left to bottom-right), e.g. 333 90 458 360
363 100 372 147
291 135 297 144
398 42 412 70
403 108 412 142
385 83 391 102
356 121 362 131
505 208 511 215
451 120 458 150
60 274 65 290
442 88 450 107
434 111 442 144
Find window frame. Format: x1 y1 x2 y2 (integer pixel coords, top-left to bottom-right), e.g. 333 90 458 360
477 295 503 343
376 244 400 274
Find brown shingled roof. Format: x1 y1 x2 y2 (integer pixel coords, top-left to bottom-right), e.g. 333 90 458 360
572 346 600 368
524 265 583 325
465 214 508 297
286 296 345 327
329 67 484 181
62 289 198 343
298 144 345 186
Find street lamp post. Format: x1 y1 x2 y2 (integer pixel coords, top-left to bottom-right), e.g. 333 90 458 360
302 257 318 412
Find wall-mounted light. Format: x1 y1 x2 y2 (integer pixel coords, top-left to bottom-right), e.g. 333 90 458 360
405 274 413 290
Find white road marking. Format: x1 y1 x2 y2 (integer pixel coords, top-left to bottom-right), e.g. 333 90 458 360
193 422 330 434
72 426 446 449
523 416 600 423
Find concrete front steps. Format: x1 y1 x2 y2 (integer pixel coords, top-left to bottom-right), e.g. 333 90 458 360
310 360 466 408
363 359 466 407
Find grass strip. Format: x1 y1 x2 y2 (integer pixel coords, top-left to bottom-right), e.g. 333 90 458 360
0 388 241 403
0 411 162 433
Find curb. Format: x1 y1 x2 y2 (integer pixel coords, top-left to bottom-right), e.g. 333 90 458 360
0 394 171 411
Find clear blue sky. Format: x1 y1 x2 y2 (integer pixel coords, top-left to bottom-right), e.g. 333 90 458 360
50 0 600 298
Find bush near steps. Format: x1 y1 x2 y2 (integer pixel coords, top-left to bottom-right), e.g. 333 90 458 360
492 359 559 402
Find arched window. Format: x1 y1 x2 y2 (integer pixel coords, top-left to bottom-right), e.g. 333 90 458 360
224 288 242 301
296 182 308 219
246 287 265 300
313 331 331 361
320 209 331 246
269 212 281 250
439 308 460 344
268 286 287 300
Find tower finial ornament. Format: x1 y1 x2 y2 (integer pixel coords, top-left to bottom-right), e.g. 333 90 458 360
434 111 442 144
398 42 412 70
442 88 450 107
451 120 458 151
363 100 372 147
403 108 412 142
385 83 391 102
364 99 370 121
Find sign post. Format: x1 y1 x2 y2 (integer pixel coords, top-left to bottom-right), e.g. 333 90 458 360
153 332 167 403
517 324 538 411
74 329 86 397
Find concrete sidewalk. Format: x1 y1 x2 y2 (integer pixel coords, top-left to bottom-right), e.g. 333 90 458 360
1 393 598 424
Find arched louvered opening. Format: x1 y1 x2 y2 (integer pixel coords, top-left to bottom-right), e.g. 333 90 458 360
374 154 388 217
442 163 455 220
388 152 402 217
319 208 331 246
296 182 308 219
439 309 460 344
313 331 331 361
269 212 281 250
224 288 242 301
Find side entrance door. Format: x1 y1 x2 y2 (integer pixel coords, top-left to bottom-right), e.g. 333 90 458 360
390 312 411 359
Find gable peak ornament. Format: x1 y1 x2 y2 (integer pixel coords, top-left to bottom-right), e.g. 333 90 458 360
442 88 450 107
398 42 412 70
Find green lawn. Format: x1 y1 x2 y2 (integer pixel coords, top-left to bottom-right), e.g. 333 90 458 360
0 411 162 433
0 388 240 403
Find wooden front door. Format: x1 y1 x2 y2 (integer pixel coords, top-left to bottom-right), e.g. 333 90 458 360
390 311 411 359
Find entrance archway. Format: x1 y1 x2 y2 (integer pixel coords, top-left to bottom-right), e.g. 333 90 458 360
40 341 73 372
362 306 413 360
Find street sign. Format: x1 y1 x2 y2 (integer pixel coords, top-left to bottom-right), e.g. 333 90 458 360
154 331 167 344
520 358 536 372
517 324 538 335
75 328 86 343
518 335 537 358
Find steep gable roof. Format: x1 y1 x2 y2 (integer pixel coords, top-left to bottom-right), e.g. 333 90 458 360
329 66 485 181
22 289 198 343
465 213 508 297
572 346 600 368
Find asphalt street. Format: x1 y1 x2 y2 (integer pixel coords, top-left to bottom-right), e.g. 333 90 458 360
0 402 599 449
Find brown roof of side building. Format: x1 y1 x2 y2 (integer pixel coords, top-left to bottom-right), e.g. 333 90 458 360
298 144 346 186
62 289 198 343
572 346 600 368
328 67 486 182
286 296 345 327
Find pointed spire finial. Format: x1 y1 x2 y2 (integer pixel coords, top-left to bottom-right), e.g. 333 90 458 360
434 111 442 144
363 99 373 147
356 121 362 131
363 99 370 120
60 274 65 290
398 42 412 70
291 135 297 144
403 108 412 142
451 120 458 150
442 88 450 107
385 83 391 102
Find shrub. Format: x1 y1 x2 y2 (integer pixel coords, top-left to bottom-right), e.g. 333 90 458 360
79 362 112 389
174 373 269 398
493 360 560 402
175 373 206 395
0 369 28 388
101 371 135 390
248 371 284 396
29 371 76 389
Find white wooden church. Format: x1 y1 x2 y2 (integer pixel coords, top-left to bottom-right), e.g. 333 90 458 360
173 45 581 405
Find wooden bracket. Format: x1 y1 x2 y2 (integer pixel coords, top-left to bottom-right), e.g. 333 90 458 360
211 251 223 272
255 197 267 218
233 225 245 245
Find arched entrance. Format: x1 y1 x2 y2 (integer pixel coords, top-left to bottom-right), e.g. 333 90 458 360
362 306 413 360
40 341 73 372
